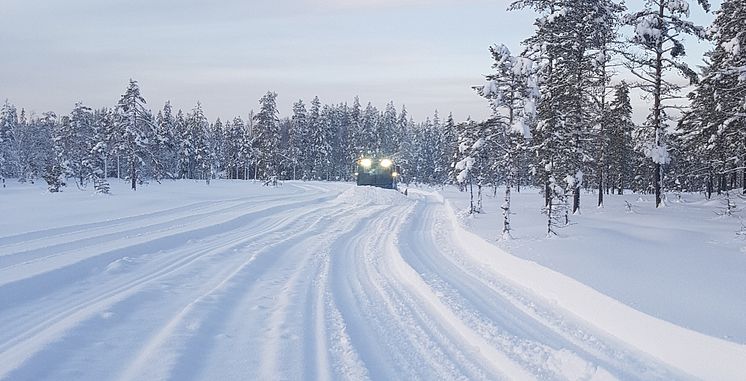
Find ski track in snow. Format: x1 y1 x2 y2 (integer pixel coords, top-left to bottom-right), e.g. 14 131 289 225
0 182 744 380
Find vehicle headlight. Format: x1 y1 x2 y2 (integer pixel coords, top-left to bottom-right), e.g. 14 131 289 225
360 158 372 168
380 159 392 168
392 171 399 177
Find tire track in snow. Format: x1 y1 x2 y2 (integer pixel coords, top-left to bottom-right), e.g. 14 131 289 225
329 196 532 380
0 191 346 379
0 192 339 306
395 193 683 380
0 184 316 248
117 203 382 381
0 188 323 269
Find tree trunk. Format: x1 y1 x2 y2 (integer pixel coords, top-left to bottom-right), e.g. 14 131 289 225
130 158 137 190
573 185 580 214
503 174 512 239
653 2 664 208
468 177 475 214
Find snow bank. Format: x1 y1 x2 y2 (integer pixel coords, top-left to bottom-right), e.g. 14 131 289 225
335 185 410 207
443 199 746 380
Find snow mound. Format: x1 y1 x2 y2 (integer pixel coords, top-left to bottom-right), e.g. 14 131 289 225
336 185 409 206
104 256 137 274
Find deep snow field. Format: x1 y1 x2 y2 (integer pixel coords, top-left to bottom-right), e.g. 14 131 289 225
439 185 746 344
1 179 745 381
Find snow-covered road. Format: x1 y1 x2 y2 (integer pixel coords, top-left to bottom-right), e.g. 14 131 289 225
1 182 744 380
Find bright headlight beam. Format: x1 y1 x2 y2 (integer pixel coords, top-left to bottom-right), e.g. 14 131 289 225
380 159 393 168
360 158 372 168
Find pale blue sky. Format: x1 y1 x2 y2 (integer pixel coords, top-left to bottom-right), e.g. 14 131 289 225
0 0 717 122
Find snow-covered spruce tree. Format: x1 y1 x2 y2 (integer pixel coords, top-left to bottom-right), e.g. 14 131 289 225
253 91 281 182
174 109 193 179
115 79 156 191
46 112 70 192
398 116 417 185
334 103 353 181
0 100 19 185
16 111 54 183
588 1 625 207
153 102 177 180
624 0 710 207
430 110 450 185
187 103 211 183
478 43 537 239
71 102 97 187
361 102 379 157
455 119 487 214
533 0 622 213
317 105 336 180
676 63 722 198
89 108 112 193
53 103 92 188
348 96 364 160
223 117 244 179
606 82 636 195
441 112 458 185
241 115 257 180
380 101 399 157
677 0 746 195
286 100 307 180
710 0 746 194
209 118 225 182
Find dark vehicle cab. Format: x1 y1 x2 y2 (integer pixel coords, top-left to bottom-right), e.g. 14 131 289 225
355 157 400 189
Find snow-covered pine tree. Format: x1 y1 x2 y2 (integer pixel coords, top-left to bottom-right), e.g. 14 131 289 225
90 108 112 193
455 118 486 214
606 82 636 195
253 91 281 182
317 105 335 180
678 0 745 195
71 102 97 187
16 111 54 183
115 79 156 190
513 0 623 214
334 103 352 180
624 0 711 207
398 116 417 185
478 43 537 238
287 100 307 180
174 109 191 179
0 101 19 185
209 118 225 182
361 103 379 157
187 103 211 182
349 96 364 160
154 102 177 180
307 96 325 180
380 101 399 157
223 117 244 179
441 112 458 185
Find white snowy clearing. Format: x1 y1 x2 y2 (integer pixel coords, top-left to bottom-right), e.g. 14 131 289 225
1 180 745 381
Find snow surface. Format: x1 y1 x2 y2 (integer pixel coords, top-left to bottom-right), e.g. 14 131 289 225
443 186 746 344
1 180 745 380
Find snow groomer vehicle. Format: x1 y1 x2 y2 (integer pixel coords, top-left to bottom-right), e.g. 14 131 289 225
355 157 400 189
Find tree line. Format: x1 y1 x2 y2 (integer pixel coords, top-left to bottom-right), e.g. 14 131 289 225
0 80 459 192
452 0 745 236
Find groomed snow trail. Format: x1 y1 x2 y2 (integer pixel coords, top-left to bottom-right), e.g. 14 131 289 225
1 182 744 380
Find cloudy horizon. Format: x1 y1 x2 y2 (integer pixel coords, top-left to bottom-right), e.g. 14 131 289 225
1 0 717 123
